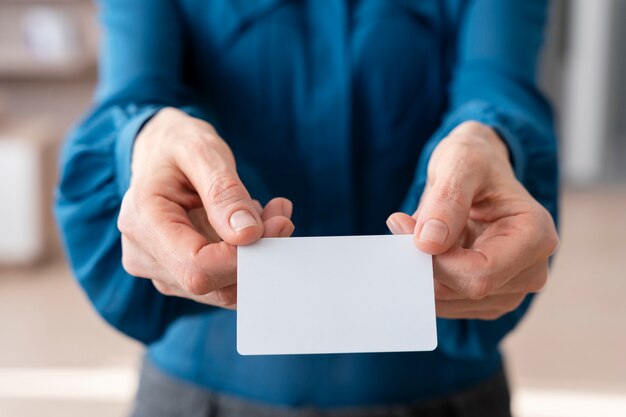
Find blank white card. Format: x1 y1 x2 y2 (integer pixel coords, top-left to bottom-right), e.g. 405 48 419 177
237 235 437 355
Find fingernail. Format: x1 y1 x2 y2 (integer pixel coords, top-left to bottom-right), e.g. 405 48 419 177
386 217 402 234
419 219 448 245
281 200 293 218
229 210 258 232
279 222 295 237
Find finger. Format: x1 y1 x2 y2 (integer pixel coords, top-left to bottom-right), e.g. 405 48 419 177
436 293 525 313
436 293 525 320
386 212 416 235
141 196 237 295
437 308 513 321
432 212 549 301
495 263 548 294
434 260 548 301
153 279 237 310
413 182 478 255
201 171 263 245
430 244 508 300
252 200 263 216
194 291 238 310
469 262 548 298
175 138 263 245
433 280 460 300
412 138 490 254
212 284 238 307
197 290 237 310
462 212 551 294
261 197 293 221
123 210 239 301
263 215 295 238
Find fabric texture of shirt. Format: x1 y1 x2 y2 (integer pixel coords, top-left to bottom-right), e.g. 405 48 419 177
55 0 558 408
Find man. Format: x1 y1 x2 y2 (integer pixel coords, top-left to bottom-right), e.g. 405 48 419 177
55 1 558 416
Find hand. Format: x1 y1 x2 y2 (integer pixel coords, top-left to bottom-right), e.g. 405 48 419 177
118 108 294 309
387 121 558 320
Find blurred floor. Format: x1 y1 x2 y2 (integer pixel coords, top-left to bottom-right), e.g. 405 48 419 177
0 186 625 417
504 186 626 417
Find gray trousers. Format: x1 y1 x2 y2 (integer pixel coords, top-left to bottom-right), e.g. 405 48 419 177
130 358 512 417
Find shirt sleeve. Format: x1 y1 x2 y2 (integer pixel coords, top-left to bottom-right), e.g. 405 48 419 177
401 0 559 359
54 0 213 344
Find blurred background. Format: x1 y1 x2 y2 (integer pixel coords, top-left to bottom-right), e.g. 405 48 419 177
0 1 624 416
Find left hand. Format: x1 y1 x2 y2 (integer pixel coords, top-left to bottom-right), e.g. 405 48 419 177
387 121 558 320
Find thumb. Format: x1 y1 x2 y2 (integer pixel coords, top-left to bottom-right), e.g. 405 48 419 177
200 172 264 245
175 136 264 246
413 182 475 255
386 212 416 235
412 123 508 254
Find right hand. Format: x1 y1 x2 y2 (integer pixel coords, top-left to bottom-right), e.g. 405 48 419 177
118 108 294 309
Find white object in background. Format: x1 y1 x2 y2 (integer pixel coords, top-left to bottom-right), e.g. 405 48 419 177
0 138 43 264
562 0 614 184
21 6 80 64
237 235 437 355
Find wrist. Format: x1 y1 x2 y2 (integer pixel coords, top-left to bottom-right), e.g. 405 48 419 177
448 121 510 164
133 107 218 166
140 108 212 142
131 107 235 189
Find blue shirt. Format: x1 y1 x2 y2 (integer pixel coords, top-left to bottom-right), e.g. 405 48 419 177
55 0 558 407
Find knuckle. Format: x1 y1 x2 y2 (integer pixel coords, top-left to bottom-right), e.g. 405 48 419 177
117 215 129 236
206 174 246 207
152 280 175 296
117 194 135 236
431 183 468 211
505 295 525 313
121 252 142 277
180 267 215 296
179 242 236 296
118 189 154 238
528 270 548 293
533 207 560 255
544 225 560 256
212 241 237 266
